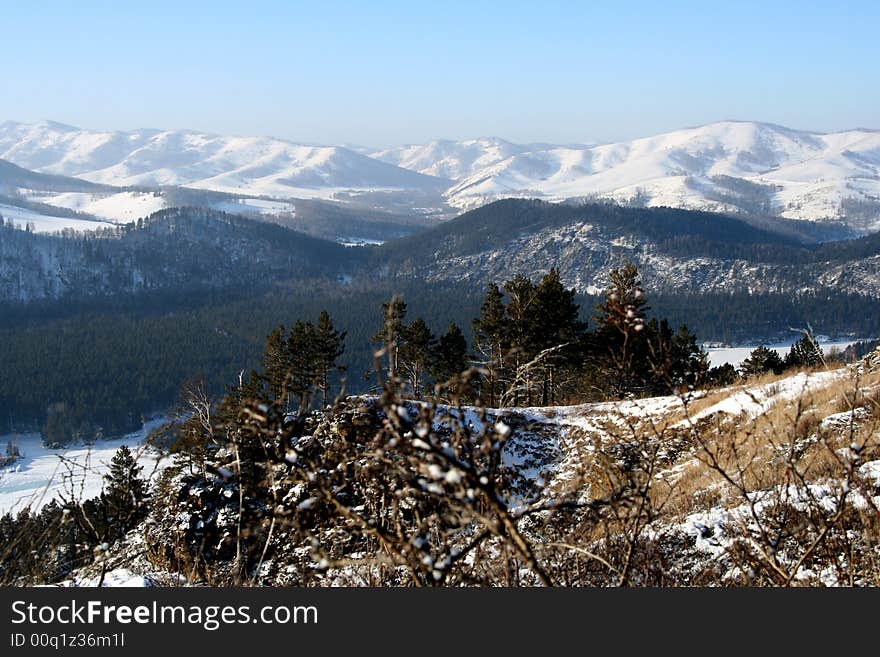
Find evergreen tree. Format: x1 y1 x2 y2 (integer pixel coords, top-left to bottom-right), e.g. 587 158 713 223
591 263 650 396
785 332 824 369
739 346 784 378
532 269 587 403
261 325 290 402
707 363 738 387
667 323 710 392
372 297 408 379
287 319 318 410
472 283 508 406
101 445 149 538
433 323 469 384
314 310 346 407
399 318 436 396
502 275 540 405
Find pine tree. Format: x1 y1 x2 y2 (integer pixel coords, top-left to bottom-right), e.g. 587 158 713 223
261 325 290 402
433 323 469 384
667 323 709 391
102 445 149 538
785 333 824 369
591 263 650 396
740 346 784 378
399 318 436 396
707 363 738 386
503 275 540 404
372 297 408 379
314 310 346 407
472 283 508 406
287 320 318 410
533 269 587 403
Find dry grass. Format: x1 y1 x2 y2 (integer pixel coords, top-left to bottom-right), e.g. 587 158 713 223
642 363 880 518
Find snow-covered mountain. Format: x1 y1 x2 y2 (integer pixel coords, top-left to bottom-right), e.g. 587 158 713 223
371 137 537 180
448 122 880 228
385 122 880 230
374 199 880 298
0 120 447 199
3 120 879 230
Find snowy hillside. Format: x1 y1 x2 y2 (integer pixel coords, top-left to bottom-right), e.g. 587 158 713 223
389 122 880 230
371 137 534 180
0 120 447 199
0 420 167 515
30 347 880 587
3 120 879 231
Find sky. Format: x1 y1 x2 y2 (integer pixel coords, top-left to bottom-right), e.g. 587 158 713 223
2 0 878 147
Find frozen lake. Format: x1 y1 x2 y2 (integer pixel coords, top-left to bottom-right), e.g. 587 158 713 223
0 419 168 515
705 339 863 369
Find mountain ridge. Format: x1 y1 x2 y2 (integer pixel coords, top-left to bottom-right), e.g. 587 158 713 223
2 119 879 232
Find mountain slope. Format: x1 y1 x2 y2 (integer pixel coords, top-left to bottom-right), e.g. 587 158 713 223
0 121 448 199
0 207 355 303
5 120 879 230
373 199 880 297
371 137 535 180
387 122 880 230
0 157 112 194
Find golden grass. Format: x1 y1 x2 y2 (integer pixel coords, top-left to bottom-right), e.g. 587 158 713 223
647 362 880 518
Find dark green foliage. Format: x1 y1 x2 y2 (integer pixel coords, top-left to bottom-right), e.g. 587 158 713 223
432 323 469 390
259 312 347 414
471 270 588 406
314 311 346 407
0 502 94 585
101 445 150 538
589 263 651 396
839 339 880 363
472 283 509 406
372 297 409 379
706 363 739 387
0 445 148 585
785 332 825 369
399 318 436 396
585 264 709 397
740 346 785 378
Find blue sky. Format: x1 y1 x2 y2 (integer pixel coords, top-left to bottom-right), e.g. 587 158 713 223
3 1 877 146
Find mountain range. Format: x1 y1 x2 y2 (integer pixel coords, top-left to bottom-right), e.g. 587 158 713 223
4 199 880 307
1 119 879 233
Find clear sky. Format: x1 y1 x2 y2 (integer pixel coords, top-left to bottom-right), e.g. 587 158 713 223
3 0 878 147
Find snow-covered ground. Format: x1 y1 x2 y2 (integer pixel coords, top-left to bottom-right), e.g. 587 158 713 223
24 190 166 223
210 198 297 215
4 120 878 228
0 419 168 515
437 122 880 227
706 339 863 368
337 236 385 246
0 120 445 201
0 202 115 233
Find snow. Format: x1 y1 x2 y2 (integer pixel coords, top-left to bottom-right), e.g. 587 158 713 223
0 121 446 201
210 198 296 215
371 137 532 181
0 419 168 515
5 120 878 227
706 339 864 368
431 121 880 227
62 568 157 587
687 370 843 422
23 190 166 223
337 237 385 246
0 202 114 233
